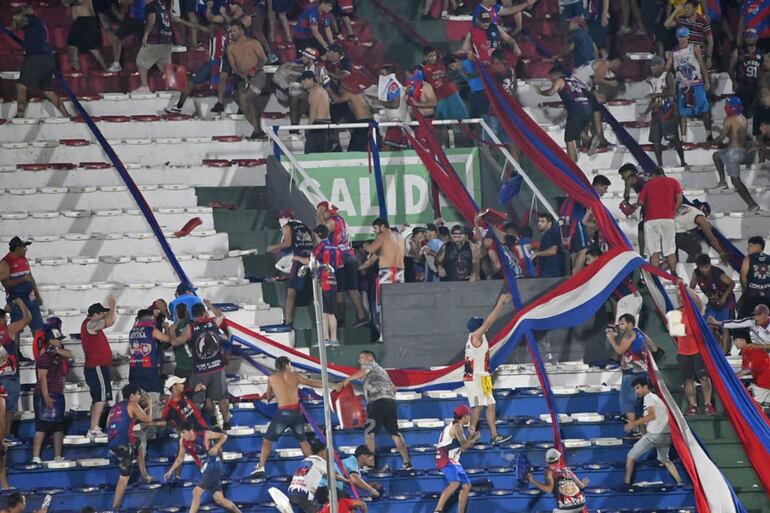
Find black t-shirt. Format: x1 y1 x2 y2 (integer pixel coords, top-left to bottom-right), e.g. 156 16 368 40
443 241 473 281
753 104 770 136
144 0 173 45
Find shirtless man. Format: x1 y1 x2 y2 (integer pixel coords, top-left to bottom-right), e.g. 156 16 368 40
363 218 405 342
573 57 622 151
226 22 269 140
302 70 332 153
407 67 437 117
250 356 335 477
67 0 108 71
329 87 373 152
707 96 759 211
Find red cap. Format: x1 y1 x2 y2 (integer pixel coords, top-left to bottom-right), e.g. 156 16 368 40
317 201 330 210
277 208 295 219
453 404 471 418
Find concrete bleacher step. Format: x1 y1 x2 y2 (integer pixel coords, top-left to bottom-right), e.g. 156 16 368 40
29 254 246 284
0 163 267 188
0 138 272 166
0 185 198 212
0 231 231 258
0 209 215 236
590 164 770 192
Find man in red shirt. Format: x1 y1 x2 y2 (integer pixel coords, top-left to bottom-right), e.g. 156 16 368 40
422 47 469 122
675 290 715 415
637 167 683 274
735 334 770 406
80 297 116 439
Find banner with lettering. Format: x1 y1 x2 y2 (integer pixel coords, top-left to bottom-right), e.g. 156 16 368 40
292 149 481 238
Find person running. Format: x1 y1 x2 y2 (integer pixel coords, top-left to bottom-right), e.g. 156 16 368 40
708 97 759 211
536 67 593 162
623 378 683 486
667 26 712 140
164 425 242 513
267 209 315 329
640 56 686 167
316 202 369 327
464 294 513 444
250 356 330 477
528 448 589 512
363 218 405 341
433 405 479 513
107 384 153 509
338 351 412 470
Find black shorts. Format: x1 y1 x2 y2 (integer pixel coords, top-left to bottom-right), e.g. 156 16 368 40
265 407 307 442
220 52 232 75
365 398 399 437
305 120 331 154
677 354 708 381
33 391 65 434
116 16 144 40
586 91 601 113
348 118 372 152
84 366 113 403
111 444 138 477
564 105 592 143
19 54 55 92
336 253 359 292
322 291 336 314
93 0 117 18
331 102 352 123
649 115 680 144
68 16 102 51
288 258 310 291
272 0 294 13
289 491 317 513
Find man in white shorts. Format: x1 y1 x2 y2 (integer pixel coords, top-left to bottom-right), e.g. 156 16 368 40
623 378 683 487
463 293 513 444
638 167 683 275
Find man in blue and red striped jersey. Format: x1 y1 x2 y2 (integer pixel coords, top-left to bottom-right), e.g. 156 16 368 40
293 225 343 347
739 0 770 52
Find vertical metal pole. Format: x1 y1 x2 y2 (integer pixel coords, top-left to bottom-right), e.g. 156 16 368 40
300 255 338 513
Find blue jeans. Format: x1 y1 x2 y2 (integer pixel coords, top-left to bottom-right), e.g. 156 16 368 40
10 298 43 332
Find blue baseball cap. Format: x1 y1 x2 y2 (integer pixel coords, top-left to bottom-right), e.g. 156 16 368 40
726 96 743 108
467 316 484 332
745 28 758 39
175 282 197 296
676 26 690 38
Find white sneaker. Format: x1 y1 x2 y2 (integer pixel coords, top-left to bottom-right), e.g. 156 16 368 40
164 106 182 115
107 62 122 73
31 457 42 464
87 427 105 439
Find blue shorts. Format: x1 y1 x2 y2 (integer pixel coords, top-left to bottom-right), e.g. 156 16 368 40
620 372 644 414
272 0 293 13
9 297 43 332
705 305 732 322
198 456 224 491
560 1 585 20
436 92 470 120
442 463 471 485
0 376 20 413
191 59 221 85
677 83 709 118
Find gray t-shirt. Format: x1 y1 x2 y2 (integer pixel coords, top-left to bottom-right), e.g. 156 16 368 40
362 361 395 402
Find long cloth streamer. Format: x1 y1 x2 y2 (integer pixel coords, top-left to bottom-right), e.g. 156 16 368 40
368 120 389 222
402 114 566 455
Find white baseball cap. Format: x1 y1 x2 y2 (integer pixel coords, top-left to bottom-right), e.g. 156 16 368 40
165 375 186 390
546 448 562 463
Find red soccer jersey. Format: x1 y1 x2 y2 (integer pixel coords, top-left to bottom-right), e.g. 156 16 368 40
638 176 683 221
742 346 770 389
423 60 458 99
